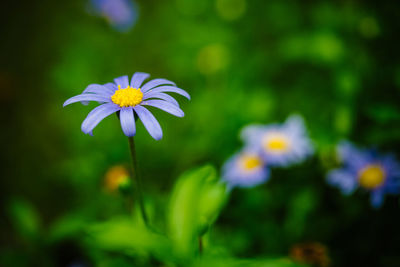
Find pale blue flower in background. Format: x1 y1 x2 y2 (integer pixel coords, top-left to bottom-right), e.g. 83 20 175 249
241 115 313 167
327 142 400 208
90 0 139 32
222 150 270 189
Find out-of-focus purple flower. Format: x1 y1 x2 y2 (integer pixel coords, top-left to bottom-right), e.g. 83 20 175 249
90 0 138 32
222 150 270 189
241 115 314 167
63 72 190 140
327 142 400 208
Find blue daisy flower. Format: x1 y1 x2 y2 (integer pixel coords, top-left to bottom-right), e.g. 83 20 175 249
91 0 138 32
327 142 400 208
222 150 270 189
240 115 313 167
63 72 190 140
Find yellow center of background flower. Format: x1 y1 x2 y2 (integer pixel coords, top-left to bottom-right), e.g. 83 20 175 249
240 155 262 171
263 134 289 152
111 85 143 107
358 164 385 189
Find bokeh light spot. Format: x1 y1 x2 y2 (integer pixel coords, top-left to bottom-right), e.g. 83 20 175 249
216 0 246 21
197 44 229 75
359 17 380 38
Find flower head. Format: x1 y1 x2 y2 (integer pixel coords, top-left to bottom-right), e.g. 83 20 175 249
327 142 400 208
63 72 190 140
90 0 138 32
222 150 269 189
241 115 313 167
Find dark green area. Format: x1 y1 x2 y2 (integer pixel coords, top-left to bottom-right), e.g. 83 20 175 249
1 0 400 266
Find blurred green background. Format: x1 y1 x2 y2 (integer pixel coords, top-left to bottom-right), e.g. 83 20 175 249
1 0 400 266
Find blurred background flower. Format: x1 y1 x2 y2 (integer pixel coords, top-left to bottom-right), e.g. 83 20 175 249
241 115 313 167
89 0 138 32
222 150 269 189
327 142 400 208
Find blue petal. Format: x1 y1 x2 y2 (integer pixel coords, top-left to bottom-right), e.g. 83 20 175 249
81 103 120 135
81 84 114 105
284 114 306 135
338 142 369 170
82 84 115 96
240 124 266 143
134 106 163 140
141 78 176 93
63 94 111 107
142 100 184 117
103 82 118 92
130 72 150 88
114 75 129 88
370 189 385 209
143 92 179 107
222 152 270 189
143 86 190 100
326 169 358 195
120 107 136 137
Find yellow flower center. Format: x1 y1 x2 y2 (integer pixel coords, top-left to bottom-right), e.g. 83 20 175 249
111 85 143 107
358 164 386 189
263 133 289 152
240 154 263 171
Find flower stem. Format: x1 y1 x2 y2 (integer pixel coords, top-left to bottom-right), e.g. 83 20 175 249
128 136 149 226
198 236 203 255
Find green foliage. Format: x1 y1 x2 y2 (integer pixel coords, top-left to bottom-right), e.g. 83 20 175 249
82 165 227 264
192 256 304 267
284 189 317 240
47 213 89 243
85 217 173 263
168 165 227 258
7 198 41 242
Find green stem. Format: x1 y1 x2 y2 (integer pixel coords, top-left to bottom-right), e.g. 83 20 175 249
198 236 203 255
128 136 149 226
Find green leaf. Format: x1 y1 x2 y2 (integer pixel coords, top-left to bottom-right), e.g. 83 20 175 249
284 189 317 239
85 217 173 262
192 256 305 267
47 213 88 243
367 104 400 123
167 165 227 258
7 198 41 242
